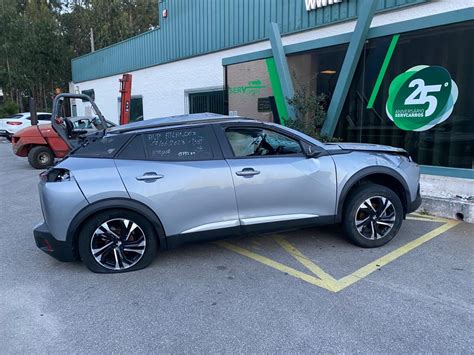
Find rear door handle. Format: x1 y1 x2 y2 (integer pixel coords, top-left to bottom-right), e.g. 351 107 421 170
235 168 260 177
136 172 164 182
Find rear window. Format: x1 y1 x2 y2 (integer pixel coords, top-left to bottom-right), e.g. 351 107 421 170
6 114 23 119
117 127 216 161
72 134 131 158
143 127 215 161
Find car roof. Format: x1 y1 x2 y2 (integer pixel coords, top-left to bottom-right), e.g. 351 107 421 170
110 112 257 134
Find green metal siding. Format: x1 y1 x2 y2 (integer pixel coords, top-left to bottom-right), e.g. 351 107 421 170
72 0 426 83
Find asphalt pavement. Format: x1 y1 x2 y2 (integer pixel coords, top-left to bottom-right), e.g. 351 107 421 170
0 138 473 353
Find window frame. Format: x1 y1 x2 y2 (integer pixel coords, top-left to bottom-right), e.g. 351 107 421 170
215 123 307 160
116 124 224 162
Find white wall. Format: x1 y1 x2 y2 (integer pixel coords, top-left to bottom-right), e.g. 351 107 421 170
73 0 473 124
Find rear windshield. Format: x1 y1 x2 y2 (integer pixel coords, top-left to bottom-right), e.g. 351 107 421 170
6 114 23 119
71 134 131 158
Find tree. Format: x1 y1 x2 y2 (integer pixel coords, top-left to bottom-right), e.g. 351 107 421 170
61 0 159 57
0 0 70 112
0 0 159 114
286 89 341 142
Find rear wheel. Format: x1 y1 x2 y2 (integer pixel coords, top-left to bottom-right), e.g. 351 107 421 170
78 209 157 273
342 183 403 248
28 146 54 169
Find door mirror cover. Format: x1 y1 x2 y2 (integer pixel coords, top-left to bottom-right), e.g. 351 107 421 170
302 142 324 158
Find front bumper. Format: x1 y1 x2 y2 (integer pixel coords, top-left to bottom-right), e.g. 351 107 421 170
34 222 76 262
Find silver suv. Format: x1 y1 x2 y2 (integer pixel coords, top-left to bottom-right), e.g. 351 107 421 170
34 96 421 273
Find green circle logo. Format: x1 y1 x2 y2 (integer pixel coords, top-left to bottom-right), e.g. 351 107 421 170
386 65 458 131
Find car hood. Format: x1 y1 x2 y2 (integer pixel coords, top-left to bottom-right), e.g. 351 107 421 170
324 142 408 155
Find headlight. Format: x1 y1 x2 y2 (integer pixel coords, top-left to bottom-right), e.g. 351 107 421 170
40 168 71 182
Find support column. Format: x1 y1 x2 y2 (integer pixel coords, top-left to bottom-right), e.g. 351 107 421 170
268 22 296 121
321 0 378 137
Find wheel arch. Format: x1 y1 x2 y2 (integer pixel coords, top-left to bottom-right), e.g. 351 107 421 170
66 198 168 259
336 166 410 223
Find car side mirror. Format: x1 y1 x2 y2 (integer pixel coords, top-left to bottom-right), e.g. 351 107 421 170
303 143 323 158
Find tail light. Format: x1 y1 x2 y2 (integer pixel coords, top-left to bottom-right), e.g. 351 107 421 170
7 121 22 125
40 168 71 182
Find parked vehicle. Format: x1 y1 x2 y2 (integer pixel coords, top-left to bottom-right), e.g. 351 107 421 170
34 96 421 273
0 112 51 141
12 116 116 169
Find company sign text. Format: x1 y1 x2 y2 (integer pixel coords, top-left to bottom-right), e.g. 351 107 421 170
305 0 342 11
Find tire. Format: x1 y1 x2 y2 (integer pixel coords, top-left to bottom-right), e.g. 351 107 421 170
78 209 158 273
342 183 403 248
28 146 54 169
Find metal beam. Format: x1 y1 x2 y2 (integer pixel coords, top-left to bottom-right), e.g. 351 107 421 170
268 22 296 121
321 0 378 137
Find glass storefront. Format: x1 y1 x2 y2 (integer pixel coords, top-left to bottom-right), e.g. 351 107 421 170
226 20 473 171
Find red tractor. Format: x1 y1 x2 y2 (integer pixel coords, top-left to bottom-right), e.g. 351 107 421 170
12 94 111 169
11 74 131 169
12 124 69 169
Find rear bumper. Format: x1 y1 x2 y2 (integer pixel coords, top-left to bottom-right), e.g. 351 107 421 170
407 185 422 214
34 222 76 262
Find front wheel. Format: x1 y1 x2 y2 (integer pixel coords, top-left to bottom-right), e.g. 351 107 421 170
28 146 54 169
78 209 157 273
342 184 403 248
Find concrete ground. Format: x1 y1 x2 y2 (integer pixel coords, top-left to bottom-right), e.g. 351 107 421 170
0 139 473 353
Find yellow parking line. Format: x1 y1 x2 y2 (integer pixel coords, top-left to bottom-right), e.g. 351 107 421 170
332 220 460 292
216 218 460 293
215 241 334 291
273 235 338 290
406 217 441 222
408 213 447 223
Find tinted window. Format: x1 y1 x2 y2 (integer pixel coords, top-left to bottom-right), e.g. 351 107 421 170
6 114 23 119
118 135 146 160
72 134 130 158
38 114 51 121
226 127 302 157
142 127 215 161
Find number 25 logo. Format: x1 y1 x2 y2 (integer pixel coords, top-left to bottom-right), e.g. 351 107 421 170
386 65 458 131
404 79 444 117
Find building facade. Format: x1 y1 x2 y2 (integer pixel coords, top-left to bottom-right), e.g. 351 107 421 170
71 0 473 179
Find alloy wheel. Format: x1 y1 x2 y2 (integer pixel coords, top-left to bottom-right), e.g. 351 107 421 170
90 218 146 270
355 196 396 240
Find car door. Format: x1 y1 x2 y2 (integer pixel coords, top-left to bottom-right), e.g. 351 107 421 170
114 125 240 242
217 124 337 231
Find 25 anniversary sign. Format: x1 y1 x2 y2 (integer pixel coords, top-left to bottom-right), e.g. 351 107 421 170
386 65 458 131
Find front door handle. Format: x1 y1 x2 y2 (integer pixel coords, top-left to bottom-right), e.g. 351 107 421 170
136 172 164 182
235 168 260 177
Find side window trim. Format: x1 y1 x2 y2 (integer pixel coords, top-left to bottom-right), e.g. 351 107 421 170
221 125 305 159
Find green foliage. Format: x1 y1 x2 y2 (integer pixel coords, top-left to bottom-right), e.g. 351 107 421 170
0 0 159 111
286 90 341 142
0 100 19 117
61 0 159 57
